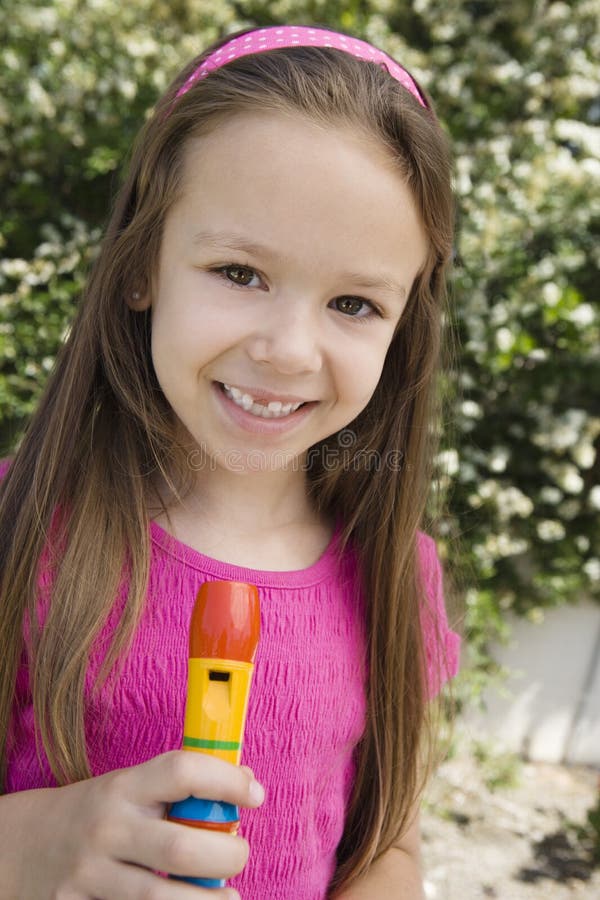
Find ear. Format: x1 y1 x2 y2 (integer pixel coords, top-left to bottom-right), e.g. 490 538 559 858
127 289 152 311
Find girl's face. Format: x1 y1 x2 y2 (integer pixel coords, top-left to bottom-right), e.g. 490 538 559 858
136 110 427 474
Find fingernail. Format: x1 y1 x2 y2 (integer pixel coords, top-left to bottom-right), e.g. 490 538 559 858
249 779 265 805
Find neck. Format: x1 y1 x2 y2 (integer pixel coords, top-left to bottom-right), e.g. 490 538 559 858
151 454 320 537
148 456 335 570
191 465 318 534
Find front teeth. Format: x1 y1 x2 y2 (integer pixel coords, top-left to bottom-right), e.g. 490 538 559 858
222 384 304 418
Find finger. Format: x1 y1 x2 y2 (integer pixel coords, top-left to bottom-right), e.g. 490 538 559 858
90 858 239 900
116 817 250 880
120 750 265 809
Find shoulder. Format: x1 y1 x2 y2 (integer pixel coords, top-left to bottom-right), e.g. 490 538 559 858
416 530 461 695
0 456 13 480
416 529 444 597
415 529 447 618
416 529 441 568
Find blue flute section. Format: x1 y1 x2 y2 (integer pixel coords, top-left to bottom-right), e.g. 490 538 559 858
169 797 240 888
169 796 239 823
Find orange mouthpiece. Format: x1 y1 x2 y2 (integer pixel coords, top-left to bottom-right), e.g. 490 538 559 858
189 581 260 663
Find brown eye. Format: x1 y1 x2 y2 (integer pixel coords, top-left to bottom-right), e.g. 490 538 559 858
335 296 366 316
223 265 256 286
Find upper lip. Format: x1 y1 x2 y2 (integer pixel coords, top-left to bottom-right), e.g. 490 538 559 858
218 381 313 404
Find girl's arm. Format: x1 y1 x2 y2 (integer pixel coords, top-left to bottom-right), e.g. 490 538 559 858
0 751 264 899
335 809 425 899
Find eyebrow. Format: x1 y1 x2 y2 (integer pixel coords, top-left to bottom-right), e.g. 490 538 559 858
191 229 407 301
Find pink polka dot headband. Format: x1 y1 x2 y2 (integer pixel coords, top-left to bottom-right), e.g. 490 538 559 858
173 25 427 110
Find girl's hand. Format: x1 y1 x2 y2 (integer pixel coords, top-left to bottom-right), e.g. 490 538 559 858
1 750 264 899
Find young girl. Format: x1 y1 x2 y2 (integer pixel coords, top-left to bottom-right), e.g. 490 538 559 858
0 24 460 900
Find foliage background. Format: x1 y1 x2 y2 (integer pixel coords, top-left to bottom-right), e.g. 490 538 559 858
1 0 598 681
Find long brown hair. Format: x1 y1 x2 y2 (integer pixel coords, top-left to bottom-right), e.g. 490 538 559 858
0 29 455 896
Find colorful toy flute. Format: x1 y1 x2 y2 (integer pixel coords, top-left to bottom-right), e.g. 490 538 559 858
168 580 260 888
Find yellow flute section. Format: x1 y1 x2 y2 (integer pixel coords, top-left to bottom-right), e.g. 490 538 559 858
182 657 254 765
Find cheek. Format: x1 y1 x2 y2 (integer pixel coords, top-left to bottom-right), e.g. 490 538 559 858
150 312 178 382
150 300 213 359
338 345 388 407
149 307 200 402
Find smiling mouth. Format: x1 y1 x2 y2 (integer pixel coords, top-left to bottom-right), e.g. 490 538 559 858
218 382 308 419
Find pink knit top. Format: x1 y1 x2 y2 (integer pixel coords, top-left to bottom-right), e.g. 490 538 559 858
5 472 460 898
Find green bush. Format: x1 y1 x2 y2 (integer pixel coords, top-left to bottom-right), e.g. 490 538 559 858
1 0 598 669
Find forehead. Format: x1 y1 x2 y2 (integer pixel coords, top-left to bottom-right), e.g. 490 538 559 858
167 110 427 275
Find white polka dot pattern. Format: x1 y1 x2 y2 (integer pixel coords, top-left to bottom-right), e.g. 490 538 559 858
174 24 426 108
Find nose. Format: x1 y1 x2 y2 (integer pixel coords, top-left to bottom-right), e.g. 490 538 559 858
246 299 323 375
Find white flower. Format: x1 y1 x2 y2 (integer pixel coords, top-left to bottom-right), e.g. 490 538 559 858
36 242 60 258
581 158 600 178
533 409 587 452
535 257 557 279
496 487 534 519
572 440 596 469
479 480 498 500
490 302 509 326
524 72 544 88
436 449 459 476
461 400 483 419
547 2 571 20
120 80 137 100
25 261 55 285
588 486 600 510
485 532 529 557
27 79 56 118
547 149 583 179
554 119 600 158
537 520 566 541
4 49 19 70
458 461 478 483
540 486 563 505
561 468 584 494
559 499 580 520
496 327 515 352
49 39 66 57
542 282 561 306
24 5 57 29
1 259 28 278
494 61 523 81
124 36 159 58
583 559 600 582
455 156 473 195
489 447 510 472
528 348 548 361
568 303 595 326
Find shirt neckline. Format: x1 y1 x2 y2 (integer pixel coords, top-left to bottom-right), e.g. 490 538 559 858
149 518 344 588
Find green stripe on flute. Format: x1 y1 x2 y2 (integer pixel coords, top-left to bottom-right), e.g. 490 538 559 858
183 736 241 751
